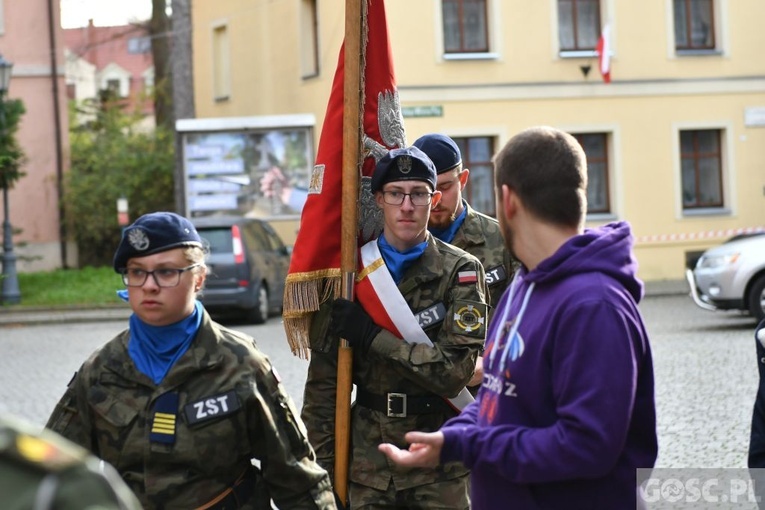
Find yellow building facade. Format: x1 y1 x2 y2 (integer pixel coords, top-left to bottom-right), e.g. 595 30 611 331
190 0 765 282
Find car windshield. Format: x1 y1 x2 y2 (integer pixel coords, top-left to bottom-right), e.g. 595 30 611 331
198 228 233 254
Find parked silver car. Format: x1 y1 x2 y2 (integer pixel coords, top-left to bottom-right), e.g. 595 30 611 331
686 232 765 321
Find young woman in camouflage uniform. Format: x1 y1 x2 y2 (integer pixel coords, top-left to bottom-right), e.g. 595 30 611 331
46 212 335 510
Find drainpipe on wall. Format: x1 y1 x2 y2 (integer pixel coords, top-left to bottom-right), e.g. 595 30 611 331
46 0 67 269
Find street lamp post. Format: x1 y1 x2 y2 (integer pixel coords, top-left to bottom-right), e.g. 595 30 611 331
0 54 20 305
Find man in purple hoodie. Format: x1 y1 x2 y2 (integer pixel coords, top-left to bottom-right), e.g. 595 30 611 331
380 126 657 509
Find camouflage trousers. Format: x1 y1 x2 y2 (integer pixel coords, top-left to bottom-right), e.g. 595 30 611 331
349 475 470 510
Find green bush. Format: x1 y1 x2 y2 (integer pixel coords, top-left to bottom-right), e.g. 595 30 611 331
66 96 175 267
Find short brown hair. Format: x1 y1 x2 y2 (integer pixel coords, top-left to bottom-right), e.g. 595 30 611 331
494 126 587 228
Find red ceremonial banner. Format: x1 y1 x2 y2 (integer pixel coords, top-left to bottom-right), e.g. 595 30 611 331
283 0 405 356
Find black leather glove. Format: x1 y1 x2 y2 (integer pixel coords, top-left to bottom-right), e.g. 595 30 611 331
329 298 381 355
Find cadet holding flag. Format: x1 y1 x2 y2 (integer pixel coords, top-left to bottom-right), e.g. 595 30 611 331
46 212 335 509
302 148 489 509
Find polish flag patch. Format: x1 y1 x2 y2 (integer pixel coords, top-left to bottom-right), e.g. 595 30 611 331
458 270 478 284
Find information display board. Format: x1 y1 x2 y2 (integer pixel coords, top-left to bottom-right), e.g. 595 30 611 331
177 115 315 220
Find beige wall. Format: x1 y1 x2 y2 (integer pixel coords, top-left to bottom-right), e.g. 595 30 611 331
192 0 765 282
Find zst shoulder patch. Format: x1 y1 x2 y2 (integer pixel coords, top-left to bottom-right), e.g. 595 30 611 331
485 265 508 286
415 302 446 329
184 390 241 426
452 300 487 338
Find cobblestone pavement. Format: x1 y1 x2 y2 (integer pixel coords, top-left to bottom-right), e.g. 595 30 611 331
0 294 759 471
641 296 759 469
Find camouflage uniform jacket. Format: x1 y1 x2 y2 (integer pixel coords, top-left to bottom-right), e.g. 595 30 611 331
451 202 514 316
46 309 335 510
302 233 488 493
0 414 142 510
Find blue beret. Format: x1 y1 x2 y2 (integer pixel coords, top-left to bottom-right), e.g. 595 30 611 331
412 133 462 174
371 146 437 193
113 212 203 271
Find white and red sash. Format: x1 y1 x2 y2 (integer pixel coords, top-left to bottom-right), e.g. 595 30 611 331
355 240 474 412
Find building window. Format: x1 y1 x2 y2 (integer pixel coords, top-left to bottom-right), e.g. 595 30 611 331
558 0 602 51
572 133 610 214
128 37 152 54
442 0 489 54
212 24 231 101
106 79 122 96
680 129 723 209
453 136 495 216
0 0 5 36
674 0 715 50
300 0 319 78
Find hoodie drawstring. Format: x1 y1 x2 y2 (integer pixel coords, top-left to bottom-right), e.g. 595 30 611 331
487 276 536 373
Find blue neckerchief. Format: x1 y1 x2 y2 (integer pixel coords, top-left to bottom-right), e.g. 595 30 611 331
377 234 428 285
127 300 203 385
429 200 468 243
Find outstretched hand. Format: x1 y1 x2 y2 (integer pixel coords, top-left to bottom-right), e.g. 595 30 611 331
378 431 445 469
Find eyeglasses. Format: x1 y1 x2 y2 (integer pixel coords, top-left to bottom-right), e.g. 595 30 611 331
382 190 434 206
121 264 200 288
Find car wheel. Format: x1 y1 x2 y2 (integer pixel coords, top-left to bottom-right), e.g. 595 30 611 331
245 284 269 324
749 274 765 322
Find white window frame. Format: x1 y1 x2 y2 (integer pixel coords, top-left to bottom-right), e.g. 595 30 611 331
0 0 5 36
666 0 729 58
553 0 615 59
561 124 621 222
211 20 231 102
300 0 320 79
672 121 734 218
435 0 501 62
98 63 131 98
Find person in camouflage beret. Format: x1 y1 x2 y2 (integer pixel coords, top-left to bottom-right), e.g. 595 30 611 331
0 412 142 510
46 211 336 510
301 147 489 509
413 133 515 391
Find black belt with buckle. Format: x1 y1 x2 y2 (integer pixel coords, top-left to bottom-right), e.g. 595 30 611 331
355 387 451 418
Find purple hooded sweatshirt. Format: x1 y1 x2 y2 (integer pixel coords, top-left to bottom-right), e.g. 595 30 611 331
440 221 657 509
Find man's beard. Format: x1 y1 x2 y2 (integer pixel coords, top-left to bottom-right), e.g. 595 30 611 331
429 207 458 230
499 215 517 261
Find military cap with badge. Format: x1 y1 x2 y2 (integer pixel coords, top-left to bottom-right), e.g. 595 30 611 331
113 211 204 271
370 145 437 193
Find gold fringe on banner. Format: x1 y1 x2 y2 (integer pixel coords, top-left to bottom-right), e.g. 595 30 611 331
282 269 342 358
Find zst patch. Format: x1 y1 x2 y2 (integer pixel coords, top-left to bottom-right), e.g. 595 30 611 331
452 300 487 338
485 265 508 286
184 390 241 426
415 302 446 329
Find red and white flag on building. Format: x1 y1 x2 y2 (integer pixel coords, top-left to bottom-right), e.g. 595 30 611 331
283 0 405 357
595 23 611 83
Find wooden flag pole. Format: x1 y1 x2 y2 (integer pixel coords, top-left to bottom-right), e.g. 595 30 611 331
335 0 364 505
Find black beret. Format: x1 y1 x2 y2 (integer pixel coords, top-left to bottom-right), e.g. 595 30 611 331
371 146 437 193
412 133 462 174
113 212 203 271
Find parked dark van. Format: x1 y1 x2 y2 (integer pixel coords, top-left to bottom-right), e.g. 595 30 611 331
192 216 291 324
